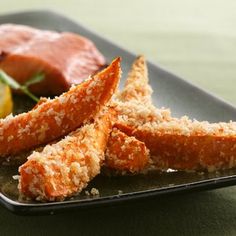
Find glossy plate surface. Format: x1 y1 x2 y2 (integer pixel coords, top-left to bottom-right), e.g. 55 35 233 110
1 10 236 215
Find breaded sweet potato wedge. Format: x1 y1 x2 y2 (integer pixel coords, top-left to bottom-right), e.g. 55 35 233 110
116 118 236 172
112 55 171 130
105 55 168 173
113 56 236 172
19 108 114 201
0 24 105 95
105 56 158 173
105 128 150 173
0 58 120 157
117 55 152 104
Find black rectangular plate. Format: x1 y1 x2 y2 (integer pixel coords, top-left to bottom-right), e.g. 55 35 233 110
1 10 236 215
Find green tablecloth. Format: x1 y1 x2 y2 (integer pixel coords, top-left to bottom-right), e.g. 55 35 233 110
1 0 236 235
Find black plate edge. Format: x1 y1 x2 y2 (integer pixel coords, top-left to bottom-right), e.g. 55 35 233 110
2 174 236 216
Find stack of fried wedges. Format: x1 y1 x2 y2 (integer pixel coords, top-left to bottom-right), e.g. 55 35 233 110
1 56 236 201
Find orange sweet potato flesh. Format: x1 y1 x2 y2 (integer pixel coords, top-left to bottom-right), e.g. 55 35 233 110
0 58 120 157
118 55 152 104
0 24 105 95
105 128 150 173
19 108 115 201
115 123 236 171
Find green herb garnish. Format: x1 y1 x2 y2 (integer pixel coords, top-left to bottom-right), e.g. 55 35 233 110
0 70 45 102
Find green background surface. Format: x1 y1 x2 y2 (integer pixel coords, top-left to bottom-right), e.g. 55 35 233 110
1 0 236 235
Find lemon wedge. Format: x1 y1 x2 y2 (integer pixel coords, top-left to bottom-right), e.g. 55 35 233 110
0 83 13 118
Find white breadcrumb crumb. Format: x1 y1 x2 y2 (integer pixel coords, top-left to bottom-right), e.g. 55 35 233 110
90 188 99 196
12 175 20 180
118 190 123 195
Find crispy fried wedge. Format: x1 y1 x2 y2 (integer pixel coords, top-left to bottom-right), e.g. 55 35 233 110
113 55 236 172
105 128 150 173
117 55 152 104
105 56 171 173
113 56 236 172
116 118 236 172
112 55 171 131
105 56 158 173
19 108 115 201
0 58 120 157
105 56 170 173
